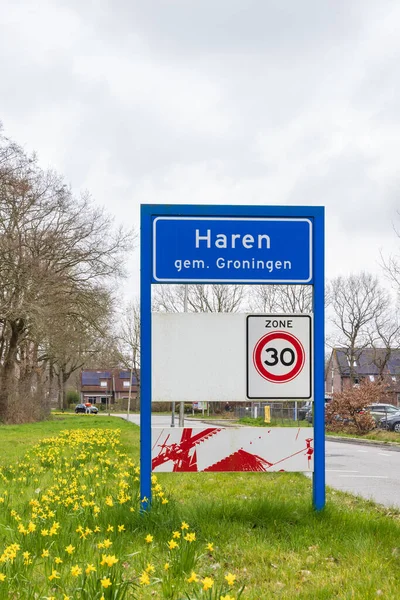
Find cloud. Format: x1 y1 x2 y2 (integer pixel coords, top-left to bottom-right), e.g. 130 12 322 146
1 0 400 292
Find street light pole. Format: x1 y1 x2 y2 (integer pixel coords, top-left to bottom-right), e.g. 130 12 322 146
126 354 134 421
178 286 188 427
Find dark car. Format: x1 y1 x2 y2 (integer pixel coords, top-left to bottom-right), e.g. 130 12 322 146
379 412 400 432
365 404 400 424
75 404 98 414
298 402 312 420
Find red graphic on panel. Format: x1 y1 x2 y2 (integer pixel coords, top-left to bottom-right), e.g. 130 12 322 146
152 428 221 471
204 449 272 472
305 438 314 468
152 427 314 473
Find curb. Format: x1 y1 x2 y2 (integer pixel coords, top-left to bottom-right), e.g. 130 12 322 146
326 435 400 452
185 418 239 428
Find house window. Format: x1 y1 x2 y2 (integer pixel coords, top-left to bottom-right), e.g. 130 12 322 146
100 381 107 387
88 397 97 404
123 381 131 388
101 397 107 404
369 375 375 382
354 378 359 385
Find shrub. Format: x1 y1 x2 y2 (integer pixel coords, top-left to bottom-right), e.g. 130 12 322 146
326 380 388 435
66 389 80 405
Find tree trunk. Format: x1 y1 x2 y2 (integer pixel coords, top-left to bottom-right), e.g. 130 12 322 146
0 319 24 422
62 369 69 410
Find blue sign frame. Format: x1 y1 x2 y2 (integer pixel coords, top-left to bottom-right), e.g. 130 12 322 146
140 204 325 511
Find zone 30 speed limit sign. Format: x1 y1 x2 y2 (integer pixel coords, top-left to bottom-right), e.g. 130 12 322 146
246 314 312 399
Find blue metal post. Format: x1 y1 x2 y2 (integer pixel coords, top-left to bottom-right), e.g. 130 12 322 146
140 206 152 508
313 208 325 510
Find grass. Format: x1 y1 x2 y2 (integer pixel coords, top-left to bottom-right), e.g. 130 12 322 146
326 428 400 444
238 416 311 428
0 415 400 598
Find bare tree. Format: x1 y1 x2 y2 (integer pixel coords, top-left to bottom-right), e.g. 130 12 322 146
327 272 390 382
365 307 400 380
39 287 115 409
153 284 246 313
249 285 312 313
0 130 134 423
116 299 141 409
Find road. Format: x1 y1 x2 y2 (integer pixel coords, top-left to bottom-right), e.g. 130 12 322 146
325 438 400 509
116 414 400 509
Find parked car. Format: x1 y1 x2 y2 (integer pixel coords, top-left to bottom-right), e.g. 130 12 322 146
298 402 312 420
379 412 400 432
365 403 400 424
75 404 98 414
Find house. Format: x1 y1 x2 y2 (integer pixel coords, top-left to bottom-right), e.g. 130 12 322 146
325 348 400 405
80 369 140 406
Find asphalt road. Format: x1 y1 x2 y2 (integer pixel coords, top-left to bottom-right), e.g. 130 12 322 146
325 438 400 509
116 414 400 509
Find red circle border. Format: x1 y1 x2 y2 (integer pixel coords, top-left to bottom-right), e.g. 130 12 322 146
253 331 305 383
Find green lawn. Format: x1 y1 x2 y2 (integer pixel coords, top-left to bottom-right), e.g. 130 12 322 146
0 415 399 598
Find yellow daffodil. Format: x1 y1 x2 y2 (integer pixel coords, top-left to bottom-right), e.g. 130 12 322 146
100 554 119 567
225 573 237 586
0 574 6 582
85 563 96 574
48 569 60 581
202 577 214 591
71 564 82 577
187 571 199 583
181 521 189 530
101 577 112 588
65 544 75 555
139 571 150 585
145 534 153 543
168 539 178 550
172 531 181 539
206 542 214 552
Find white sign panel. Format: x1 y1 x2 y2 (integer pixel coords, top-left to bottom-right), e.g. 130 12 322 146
247 314 312 399
152 313 246 403
152 427 314 473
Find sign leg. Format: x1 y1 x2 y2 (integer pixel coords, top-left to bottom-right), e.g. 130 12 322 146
312 211 325 511
140 208 152 509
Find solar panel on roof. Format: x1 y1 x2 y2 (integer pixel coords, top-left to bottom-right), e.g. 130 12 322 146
82 371 111 385
82 373 100 385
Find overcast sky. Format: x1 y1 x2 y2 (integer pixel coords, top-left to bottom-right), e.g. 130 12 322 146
2 0 400 298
